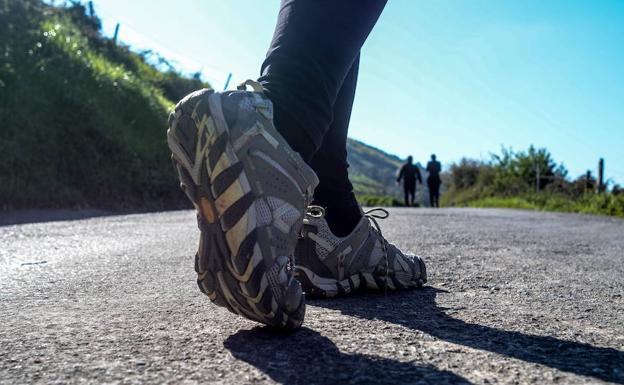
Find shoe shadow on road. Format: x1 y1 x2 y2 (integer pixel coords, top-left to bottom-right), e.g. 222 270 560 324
224 326 472 385
313 287 624 384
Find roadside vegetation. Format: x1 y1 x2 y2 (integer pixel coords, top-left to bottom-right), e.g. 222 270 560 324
0 0 208 210
442 146 624 218
356 194 403 208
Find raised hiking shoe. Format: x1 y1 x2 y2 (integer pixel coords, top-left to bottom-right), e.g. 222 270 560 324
167 80 318 329
295 207 427 298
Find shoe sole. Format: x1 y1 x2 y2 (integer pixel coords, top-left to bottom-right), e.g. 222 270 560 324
295 257 427 298
167 89 306 329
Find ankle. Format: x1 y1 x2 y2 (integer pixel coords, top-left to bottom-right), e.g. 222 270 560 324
266 94 316 163
323 204 363 237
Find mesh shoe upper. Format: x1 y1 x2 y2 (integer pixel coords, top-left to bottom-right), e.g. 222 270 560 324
295 206 427 297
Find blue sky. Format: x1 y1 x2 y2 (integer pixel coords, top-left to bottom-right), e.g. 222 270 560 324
91 0 624 184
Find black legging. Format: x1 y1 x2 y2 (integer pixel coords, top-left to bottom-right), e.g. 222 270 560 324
428 180 440 208
259 0 387 212
404 183 416 207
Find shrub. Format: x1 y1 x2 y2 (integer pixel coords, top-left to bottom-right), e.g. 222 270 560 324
442 145 623 218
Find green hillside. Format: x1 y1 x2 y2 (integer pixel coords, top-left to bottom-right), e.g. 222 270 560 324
347 138 402 197
0 0 207 210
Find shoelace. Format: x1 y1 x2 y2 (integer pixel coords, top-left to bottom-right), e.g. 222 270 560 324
364 208 390 295
305 206 391 295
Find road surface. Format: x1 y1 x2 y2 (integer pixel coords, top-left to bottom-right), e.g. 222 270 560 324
1 208 623 384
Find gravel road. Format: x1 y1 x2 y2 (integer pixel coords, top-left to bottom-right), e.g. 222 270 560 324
1 208 623 384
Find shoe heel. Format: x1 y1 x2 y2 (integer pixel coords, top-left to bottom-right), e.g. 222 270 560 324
168 89 307 329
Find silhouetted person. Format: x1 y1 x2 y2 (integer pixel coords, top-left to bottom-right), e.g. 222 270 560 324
426 154 441 207
397 156 422 207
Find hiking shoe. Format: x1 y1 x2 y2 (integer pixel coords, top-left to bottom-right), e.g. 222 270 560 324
167 80 318 329
295 207 427 298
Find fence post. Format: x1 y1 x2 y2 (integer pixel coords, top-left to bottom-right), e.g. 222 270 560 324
223 73 232 91
597 158 605 193
112 23 120 45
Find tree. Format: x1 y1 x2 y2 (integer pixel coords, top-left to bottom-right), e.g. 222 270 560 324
491 145 566 191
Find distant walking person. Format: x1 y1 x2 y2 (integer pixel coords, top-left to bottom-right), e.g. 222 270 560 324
397 156 422 207
426 154 442 207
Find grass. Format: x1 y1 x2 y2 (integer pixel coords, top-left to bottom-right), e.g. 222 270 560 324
356 195 403 207
0 0 208 210
466 193 624 218
467 197 538 210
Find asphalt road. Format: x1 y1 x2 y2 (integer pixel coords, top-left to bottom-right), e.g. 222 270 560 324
1 208 623 385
